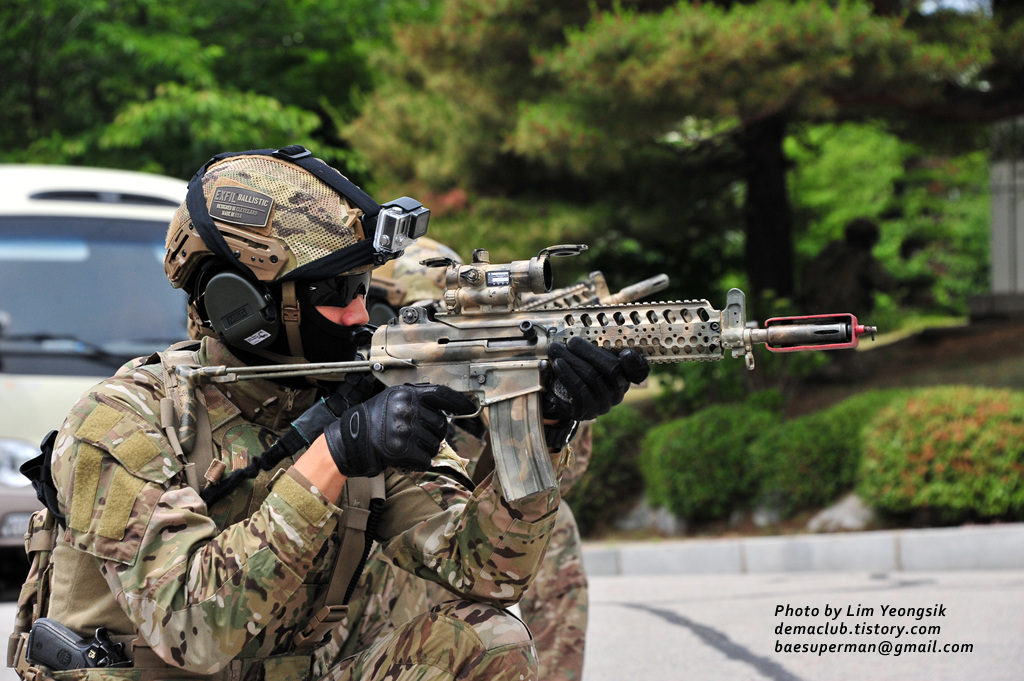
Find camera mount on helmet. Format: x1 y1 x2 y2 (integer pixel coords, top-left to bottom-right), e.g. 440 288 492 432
375 197 430 258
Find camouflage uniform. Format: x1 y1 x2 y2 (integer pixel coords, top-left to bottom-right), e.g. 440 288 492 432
520 424 591 681
367 243 594 681
37 336 559 680
474 425 591 681
347 424 591 681
18 149 625 680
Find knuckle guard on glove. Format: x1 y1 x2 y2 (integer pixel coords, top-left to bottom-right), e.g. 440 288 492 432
323 384 476 478
378 388 416 459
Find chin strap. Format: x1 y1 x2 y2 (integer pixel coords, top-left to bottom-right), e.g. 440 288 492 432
281 281 304 360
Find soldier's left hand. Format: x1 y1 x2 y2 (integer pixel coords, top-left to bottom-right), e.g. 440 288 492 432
543 336 649 422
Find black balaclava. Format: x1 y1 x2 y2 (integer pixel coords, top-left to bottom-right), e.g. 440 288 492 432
295 279 371 364
212 279 371 379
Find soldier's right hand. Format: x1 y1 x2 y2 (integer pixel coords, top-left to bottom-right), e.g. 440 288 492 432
323 384 477 478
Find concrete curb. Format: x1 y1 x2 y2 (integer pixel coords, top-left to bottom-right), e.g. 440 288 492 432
582 522 1024 576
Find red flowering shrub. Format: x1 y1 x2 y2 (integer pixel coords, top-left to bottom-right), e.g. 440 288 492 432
858 386 1024 523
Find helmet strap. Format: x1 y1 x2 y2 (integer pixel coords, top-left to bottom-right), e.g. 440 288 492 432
281 281 305 360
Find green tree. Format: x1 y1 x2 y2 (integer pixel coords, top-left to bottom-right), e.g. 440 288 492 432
0 0 216 167
513 0 1012 301
349 0 740 297
349 0 1023 307
0 0 435 177
787 122 991 319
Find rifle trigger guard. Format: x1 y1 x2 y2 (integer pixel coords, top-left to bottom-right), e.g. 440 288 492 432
448 395 484 420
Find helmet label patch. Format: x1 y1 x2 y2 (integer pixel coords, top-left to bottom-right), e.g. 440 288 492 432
210 185 274 228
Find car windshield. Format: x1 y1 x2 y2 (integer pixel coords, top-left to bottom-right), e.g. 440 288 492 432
0 216 189 376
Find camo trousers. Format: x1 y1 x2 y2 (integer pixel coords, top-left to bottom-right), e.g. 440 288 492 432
313 600 536 681
519 503 588 681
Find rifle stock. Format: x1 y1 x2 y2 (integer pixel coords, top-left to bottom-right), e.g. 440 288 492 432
180 245 876 501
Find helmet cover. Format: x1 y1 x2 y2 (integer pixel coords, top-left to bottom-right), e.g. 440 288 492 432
165 152 374 293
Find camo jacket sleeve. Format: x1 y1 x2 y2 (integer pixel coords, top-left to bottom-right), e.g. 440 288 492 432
51 368 342 675
375 448 560 607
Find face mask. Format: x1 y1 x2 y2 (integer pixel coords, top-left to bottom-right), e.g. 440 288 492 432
297 282 370 363
365 285 401 327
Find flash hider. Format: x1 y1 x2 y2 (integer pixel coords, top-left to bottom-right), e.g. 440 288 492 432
375 197 430 257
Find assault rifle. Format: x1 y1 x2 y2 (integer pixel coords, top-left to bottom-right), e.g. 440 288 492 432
177 245 875 501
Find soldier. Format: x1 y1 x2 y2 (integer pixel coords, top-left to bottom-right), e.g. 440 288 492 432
367 239 592 681
799 218 895 319
798 218 894 378
11 147 648 680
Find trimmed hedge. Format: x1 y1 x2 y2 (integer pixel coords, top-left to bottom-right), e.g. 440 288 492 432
858 386 1024 523
750 389 906 516
640 404 777 522
589 386 1024 533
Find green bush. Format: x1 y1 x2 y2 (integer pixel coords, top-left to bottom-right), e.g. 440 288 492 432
750 389 906 516
563 404 651 537
640 404 777 522
858 386 1024 523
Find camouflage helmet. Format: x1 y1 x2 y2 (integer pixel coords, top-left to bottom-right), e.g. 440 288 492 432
165 146 379 292
165 146 386 354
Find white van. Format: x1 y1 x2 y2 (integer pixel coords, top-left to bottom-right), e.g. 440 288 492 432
0 165 188 575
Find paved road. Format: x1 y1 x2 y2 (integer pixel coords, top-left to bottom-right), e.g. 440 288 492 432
584 570 1024 681
1 570 1021 680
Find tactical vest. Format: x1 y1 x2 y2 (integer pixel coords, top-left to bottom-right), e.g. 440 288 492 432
9 342 384 680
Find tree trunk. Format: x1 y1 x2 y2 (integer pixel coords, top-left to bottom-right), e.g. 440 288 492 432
740 114 794 305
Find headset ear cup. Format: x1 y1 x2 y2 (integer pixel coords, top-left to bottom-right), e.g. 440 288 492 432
202 271 280 348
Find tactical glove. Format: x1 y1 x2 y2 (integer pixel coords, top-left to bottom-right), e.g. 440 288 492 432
290 373 382 446
324 384 477 478
543 336 650 422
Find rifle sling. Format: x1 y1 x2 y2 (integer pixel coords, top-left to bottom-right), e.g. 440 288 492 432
158 342 213 494
293 473 385 650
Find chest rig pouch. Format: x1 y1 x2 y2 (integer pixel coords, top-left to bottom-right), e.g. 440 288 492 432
156 345 389 653
8 343 386 679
